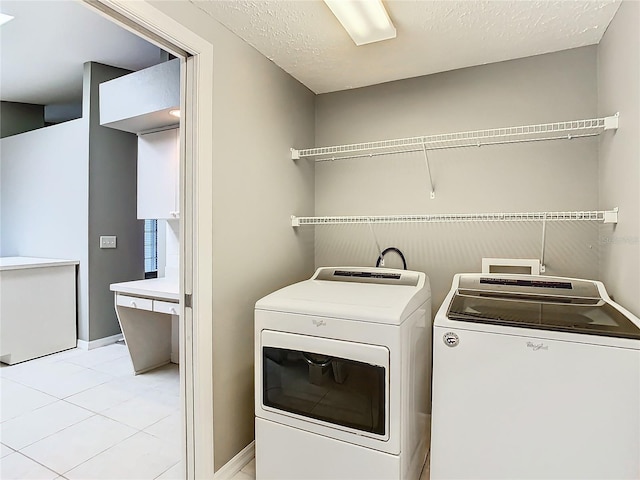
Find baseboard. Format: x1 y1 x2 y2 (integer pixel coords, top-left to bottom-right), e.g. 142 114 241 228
213 441 255 479
76 333 124 351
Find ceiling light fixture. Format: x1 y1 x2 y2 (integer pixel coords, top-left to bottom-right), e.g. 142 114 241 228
169 109 181 118
0 13 15 26
324 0 396 46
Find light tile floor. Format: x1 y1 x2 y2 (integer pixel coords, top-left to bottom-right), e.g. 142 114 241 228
0 344 182 480
1 344 430 480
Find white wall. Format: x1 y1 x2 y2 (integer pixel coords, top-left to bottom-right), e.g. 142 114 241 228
149 1 316 470
0 119 90 333
315 47 600 312
597 1 640 317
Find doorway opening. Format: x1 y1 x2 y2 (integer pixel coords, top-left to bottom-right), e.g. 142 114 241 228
0 0 214 478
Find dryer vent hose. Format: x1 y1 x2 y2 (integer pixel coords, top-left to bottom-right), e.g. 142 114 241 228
376 247 407 270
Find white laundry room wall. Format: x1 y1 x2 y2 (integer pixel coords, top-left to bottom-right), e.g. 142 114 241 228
314 46 602 313
597 0 640 317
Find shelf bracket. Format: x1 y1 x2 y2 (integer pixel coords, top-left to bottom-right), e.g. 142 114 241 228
422 143 435 199
291 215 300 227
291 148 300 160
540 214 547 273
604 113 619 131
604 207 619 224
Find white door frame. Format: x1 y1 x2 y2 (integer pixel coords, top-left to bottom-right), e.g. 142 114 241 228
83 1 214 478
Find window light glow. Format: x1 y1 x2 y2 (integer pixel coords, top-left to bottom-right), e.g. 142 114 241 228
169 109 181 118
0 13 15 26
324 0 396 46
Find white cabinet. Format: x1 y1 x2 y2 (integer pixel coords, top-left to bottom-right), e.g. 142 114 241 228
99 58 180 134
1 257 79 364
137 128 179 220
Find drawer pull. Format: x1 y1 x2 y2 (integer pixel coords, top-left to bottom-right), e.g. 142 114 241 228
170 307 177 314
117 294 153 311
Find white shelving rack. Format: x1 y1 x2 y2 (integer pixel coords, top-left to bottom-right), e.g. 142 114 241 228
291 114 620 272
292 114 619 200
291 114 619 162
291 209 619 227
291 209 618 274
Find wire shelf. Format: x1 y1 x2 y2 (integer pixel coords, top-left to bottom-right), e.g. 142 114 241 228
291 209 618 226
291 114 619 161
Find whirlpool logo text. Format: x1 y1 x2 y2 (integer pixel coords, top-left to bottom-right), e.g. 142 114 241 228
526 341 548 351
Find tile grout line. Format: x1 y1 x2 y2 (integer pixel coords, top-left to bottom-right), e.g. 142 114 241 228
2 345 181 480
152 459 181 480
10 447 67 477
58 428 141 478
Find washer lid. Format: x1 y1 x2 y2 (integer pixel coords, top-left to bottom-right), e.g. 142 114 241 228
448 281 640 340
255 267 430 324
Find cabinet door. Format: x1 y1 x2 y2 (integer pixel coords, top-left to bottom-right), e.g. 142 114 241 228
137 128 179 219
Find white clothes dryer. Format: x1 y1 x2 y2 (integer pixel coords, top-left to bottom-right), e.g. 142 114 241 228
431 273 640 479
254 267 432 480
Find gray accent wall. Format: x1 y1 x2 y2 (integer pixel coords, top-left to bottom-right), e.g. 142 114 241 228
44 103 82 124
84 62 143 341
597 1 640 316
315 47 600 313
0 101 45 138
149 1 316 470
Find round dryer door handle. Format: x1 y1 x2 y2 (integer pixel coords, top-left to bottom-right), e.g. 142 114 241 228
302 353 333 368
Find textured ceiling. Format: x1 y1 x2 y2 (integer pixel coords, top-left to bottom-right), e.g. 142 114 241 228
0 0 621 105
192 0 621 94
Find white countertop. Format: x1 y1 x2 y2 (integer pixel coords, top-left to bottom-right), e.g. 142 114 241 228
110 277 179 301
0 256 80 271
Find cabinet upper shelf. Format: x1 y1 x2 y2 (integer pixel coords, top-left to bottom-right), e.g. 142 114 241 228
291 114 619 162
100 59 180 135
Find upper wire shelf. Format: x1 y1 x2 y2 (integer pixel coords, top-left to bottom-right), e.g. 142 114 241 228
291 114 619 161
291 209 619 226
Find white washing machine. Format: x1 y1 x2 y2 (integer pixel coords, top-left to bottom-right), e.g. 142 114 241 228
431 273 640 479
254 266 432 480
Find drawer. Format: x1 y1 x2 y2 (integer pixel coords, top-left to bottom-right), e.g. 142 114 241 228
153 300 179 315
116 294 153 311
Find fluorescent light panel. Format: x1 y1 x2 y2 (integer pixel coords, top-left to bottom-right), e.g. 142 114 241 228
0 13 15 26
324 0 396 46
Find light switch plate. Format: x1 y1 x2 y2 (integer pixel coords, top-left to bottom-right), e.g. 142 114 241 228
100 235 117 249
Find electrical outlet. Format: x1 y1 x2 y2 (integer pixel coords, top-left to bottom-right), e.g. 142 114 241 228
100 235 117 249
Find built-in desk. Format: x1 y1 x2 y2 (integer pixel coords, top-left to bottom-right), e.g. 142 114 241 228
110 278 179 374
1 257 79 364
